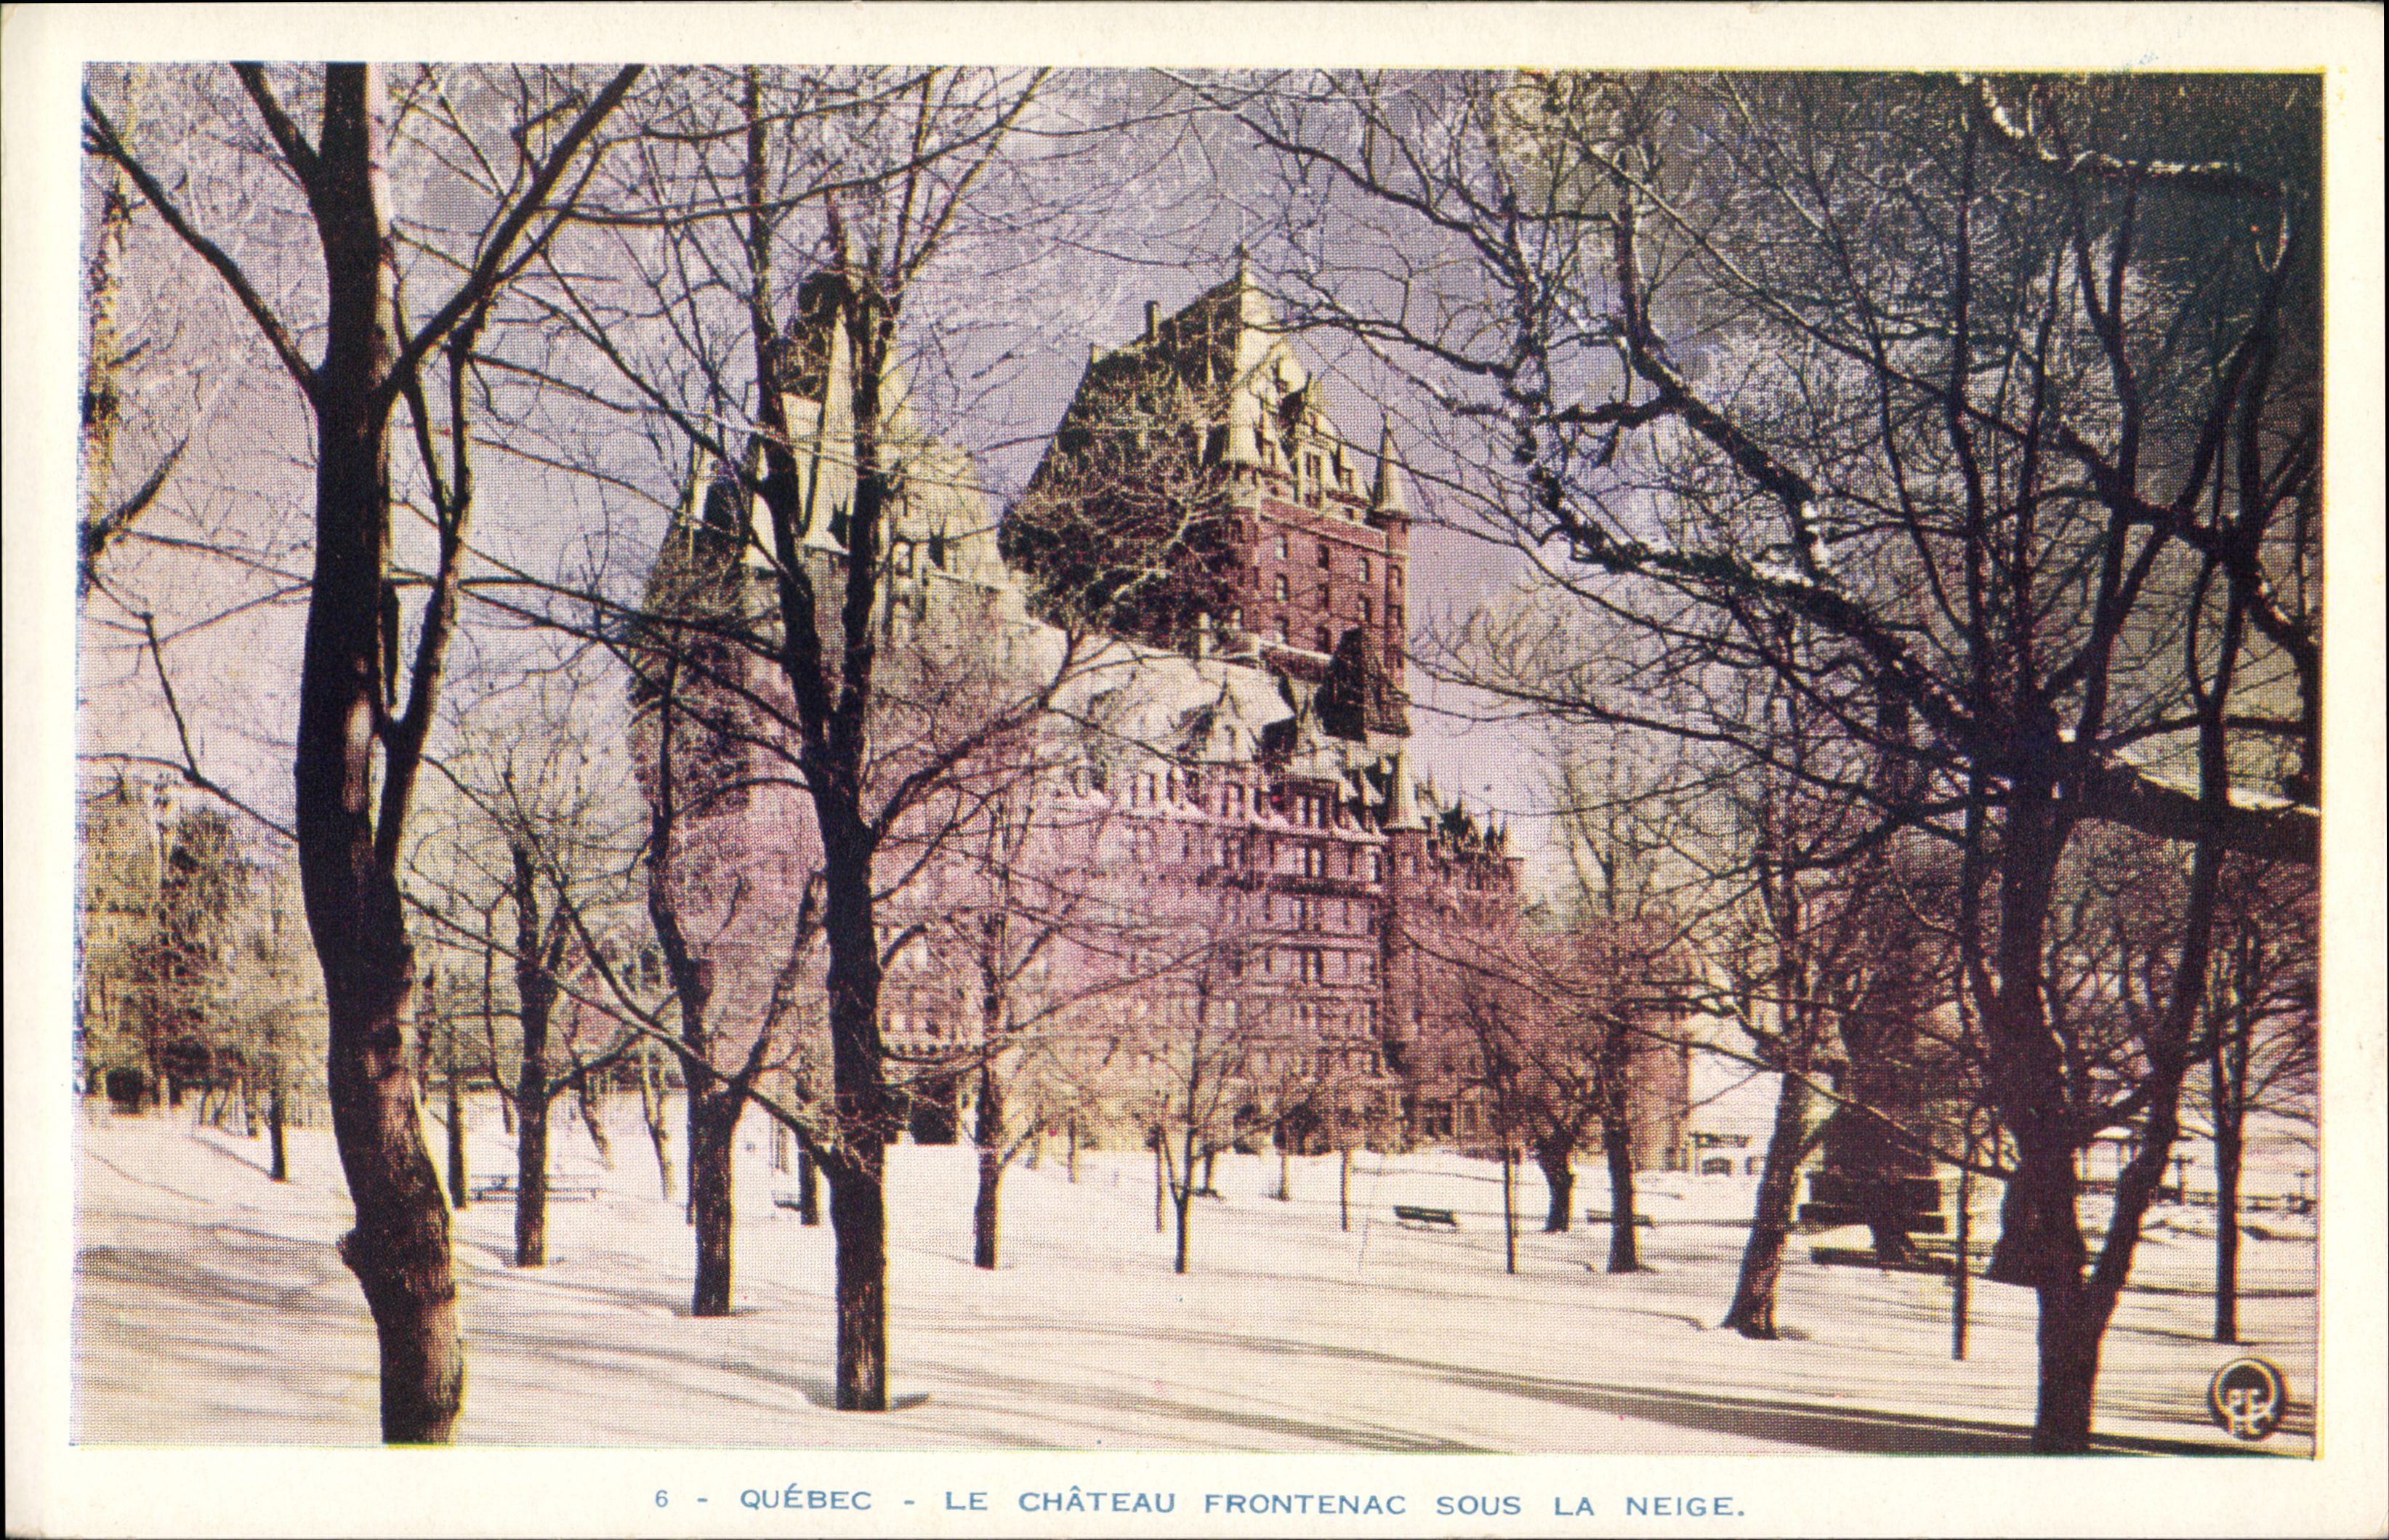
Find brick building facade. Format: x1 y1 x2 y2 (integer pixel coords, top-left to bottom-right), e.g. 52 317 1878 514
633 262 1689 1163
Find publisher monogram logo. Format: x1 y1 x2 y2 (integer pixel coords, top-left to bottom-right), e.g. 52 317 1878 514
2207 1358 2289 1442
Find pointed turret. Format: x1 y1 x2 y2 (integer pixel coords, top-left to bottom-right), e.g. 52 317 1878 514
1385 746 1423 831
1370 420 1411 520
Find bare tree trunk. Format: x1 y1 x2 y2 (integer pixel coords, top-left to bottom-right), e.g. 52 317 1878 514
637 1044 674 1201
815 836 893 1408
797 1145 820 1225
445 1054 467 1211
2213 1140 2242 1344
1951 1145 1974 1360
1601 1107 1643 1273
2212 1014 2248 1344
514 1080 549 1267
268 1081 289 1182
688 1086 739 1315
1502 1145 1518 1275
826 1143 887 1406
2033 1283 2111 1454
1174 1127 1198 1274
1535 1137 1575 1233
1153 1140 1165 1233
1723 1071 1811 1337
1067 1121 1079 1184
299 66 461 1444
512 847 552 1268
1276 1134 1292 1202
1339 1147 1351 1232
972 1063 1003 1270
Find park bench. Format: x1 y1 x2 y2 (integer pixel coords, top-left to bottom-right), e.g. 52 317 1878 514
1393 1204 1459 1230
1585 1209 1656 1229
1809 1243 1957 1277
470 1173 601 1203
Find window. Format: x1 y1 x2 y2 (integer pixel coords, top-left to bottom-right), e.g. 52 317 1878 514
1390 564 1403 589
1360 597 1373 624
1359 555 1371 582
1316 541 1333 570
1274 573 1289 601
1315 626 1332 653
1273 616 1289 643
1274 533 1290 560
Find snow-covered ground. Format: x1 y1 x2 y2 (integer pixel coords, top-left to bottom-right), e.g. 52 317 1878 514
71 1100 2315 1454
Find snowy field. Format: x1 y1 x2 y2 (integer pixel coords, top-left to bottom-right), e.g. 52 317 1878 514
71 1100 2315 1455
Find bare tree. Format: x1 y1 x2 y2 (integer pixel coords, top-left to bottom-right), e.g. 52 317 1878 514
1145 975 1253 1278
1227 70 2319 1451
2195 858 2316 1344
84 62 640 1440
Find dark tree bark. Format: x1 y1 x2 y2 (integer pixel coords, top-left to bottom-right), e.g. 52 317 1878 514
1501 1144 1518 1275
1600 1107 1642 1273
1534 1137 1575 1233
797 1145 821 1225
826 1134 889 1403
2212 1064 2245 1345
267 1081 289 1182
82 60 635 1443
1173 1126 1198 1274
510 844 560 1267
972 1063 1003 1269
445 1054 468 1211
688 1084 741 1315
1723 1071 1812 1338
1951 1138 1975 1360
637 1041 675 1201
291 68 462 1445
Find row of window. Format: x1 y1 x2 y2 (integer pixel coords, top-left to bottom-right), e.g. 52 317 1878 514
1267 572 1399 629
1234 944 1374 987
1221 888 1373 934
1265 530 1401 590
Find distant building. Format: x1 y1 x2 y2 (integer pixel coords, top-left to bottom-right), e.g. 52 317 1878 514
633 262 1689 1162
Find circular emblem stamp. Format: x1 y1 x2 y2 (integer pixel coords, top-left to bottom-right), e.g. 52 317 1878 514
2208 1357 2289 1441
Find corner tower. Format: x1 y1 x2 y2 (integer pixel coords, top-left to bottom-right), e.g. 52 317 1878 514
1004 260 1414 705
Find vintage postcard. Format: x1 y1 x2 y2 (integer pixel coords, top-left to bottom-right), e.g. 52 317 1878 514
7 4 2383 1536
